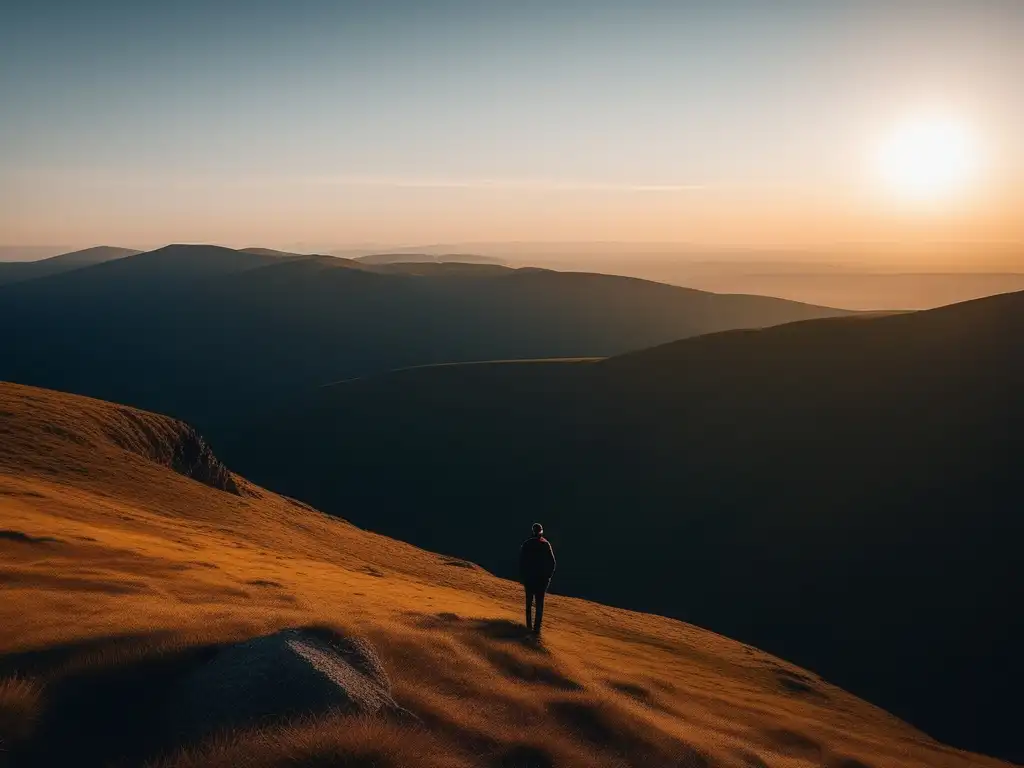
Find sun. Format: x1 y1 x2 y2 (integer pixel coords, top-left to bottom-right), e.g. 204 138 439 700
875 116 979 204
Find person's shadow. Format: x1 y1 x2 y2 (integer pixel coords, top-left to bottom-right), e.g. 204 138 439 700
471 618 545 649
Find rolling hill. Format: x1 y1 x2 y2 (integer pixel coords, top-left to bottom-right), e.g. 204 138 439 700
0 246 140 286
0 246 74 263
0 243 851 431
0 381 1009 768
222 291 1024 762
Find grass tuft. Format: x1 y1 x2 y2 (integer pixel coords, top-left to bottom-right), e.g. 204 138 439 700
0 675 42 749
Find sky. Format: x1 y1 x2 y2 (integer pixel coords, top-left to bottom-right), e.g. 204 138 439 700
1 0 1022 251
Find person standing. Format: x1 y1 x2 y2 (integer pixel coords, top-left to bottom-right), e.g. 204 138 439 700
519 522 556 635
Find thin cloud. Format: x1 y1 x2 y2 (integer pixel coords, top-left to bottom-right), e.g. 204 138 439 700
9 170 707 194
306 176 707 193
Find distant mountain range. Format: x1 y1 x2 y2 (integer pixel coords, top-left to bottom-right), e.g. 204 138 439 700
8 244 1022 308
331 241 1024 309
0 243 850 429
222 290 1024 761
355 252 505 266
585 261 1024 311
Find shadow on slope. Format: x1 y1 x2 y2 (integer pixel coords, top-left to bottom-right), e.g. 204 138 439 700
0 626 411 768
0 619 720 768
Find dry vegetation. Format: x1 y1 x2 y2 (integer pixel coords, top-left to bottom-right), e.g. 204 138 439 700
0 382 1010 767
0 676 41 748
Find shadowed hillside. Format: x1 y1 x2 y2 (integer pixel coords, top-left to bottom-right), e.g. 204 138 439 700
0 246 141 286
224 291 1024 763
0 382 1009 768
0 243 851 430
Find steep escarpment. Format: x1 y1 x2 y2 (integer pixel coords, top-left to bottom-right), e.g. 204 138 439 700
0 382 238 494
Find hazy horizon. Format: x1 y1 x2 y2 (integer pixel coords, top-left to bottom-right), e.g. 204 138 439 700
3 1 1022 253
2 239 1022 270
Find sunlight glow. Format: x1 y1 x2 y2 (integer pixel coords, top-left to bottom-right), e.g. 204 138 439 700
876 116 980 204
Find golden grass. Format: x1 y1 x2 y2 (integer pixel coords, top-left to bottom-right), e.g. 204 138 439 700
0 381 1011 768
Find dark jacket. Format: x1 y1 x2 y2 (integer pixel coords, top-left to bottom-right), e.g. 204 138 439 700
519 535 556 587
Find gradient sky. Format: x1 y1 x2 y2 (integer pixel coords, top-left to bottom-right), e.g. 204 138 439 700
1 0 1022 249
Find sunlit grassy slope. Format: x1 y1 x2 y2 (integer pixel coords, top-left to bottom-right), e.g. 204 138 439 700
0 382 1008 768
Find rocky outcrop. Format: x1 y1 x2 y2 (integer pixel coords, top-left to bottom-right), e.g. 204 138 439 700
166 423 239 494
105 409 240 495
167 629 411 744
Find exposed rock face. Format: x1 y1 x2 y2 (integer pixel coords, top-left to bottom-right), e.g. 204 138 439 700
106 409 240 495
168 629 411 744
166 424 239 494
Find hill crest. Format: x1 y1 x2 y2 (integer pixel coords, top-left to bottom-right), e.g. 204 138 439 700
0 245 140 286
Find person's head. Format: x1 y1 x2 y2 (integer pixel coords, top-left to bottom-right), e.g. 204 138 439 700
532 522 544 537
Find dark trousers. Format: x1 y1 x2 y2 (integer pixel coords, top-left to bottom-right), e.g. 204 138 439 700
524 582 547 632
